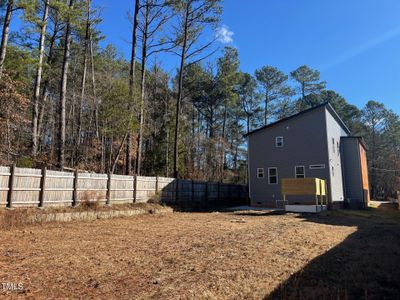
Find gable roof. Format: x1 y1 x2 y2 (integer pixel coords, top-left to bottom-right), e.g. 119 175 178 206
244 102 351 137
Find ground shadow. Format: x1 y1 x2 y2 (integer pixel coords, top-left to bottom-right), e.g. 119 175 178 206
265 209 400 299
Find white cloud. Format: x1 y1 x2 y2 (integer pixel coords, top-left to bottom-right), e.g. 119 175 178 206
216 25 234 44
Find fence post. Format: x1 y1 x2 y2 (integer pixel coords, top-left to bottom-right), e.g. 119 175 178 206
176 179 180 204
217 182 220 203
6 163 16 208
38 167 47 208
155 175 159 193
205 182 208 209
106 172 111 205
191 180 195 205
72 168 79 207
133 174 137 203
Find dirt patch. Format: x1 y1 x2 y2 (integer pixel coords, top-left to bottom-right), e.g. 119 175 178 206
0 209 399 299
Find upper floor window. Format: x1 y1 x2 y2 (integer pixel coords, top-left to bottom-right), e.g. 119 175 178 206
275 136 284 147
268 167 278 184
295 166 305 178
257 168 264 179
332 138 335 153
337 141 340 155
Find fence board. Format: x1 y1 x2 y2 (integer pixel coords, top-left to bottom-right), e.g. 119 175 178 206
0 166 10 206
0 166 248 208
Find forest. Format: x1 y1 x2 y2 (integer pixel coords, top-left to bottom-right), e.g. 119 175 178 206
0 0 399 199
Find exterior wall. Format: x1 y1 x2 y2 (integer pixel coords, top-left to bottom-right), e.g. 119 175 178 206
325 108 347 202
359 144 370 204
248 106 331 207
341 138 363 205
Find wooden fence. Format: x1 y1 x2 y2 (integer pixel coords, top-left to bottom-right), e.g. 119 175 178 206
0 165 248 209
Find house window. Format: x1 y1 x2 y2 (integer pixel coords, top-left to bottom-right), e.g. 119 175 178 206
295 166 305 178
257 168 264 179
337 141 340 155
332 138 335 153
310 164 326 169
331 165 335 176
268 168 278 184
275 136 284 147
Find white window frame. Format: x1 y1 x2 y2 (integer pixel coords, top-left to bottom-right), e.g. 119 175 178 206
337 141 340 156
268 167 278 184
275 136 284 148
295 165 305 178
257 168 264 179
309 164 326 169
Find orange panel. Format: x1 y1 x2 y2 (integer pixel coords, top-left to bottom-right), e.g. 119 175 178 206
359 144 370 203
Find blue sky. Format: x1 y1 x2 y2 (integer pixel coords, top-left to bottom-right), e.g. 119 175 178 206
8 0 399 114
95 0 400 114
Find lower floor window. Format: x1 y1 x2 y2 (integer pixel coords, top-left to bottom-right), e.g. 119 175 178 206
257 168 264 178
268 168 278 184
295 166 305 178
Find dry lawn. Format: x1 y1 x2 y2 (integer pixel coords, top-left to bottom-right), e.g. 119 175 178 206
1 209 399 299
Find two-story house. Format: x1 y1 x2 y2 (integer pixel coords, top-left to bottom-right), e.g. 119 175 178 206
245 102 369 209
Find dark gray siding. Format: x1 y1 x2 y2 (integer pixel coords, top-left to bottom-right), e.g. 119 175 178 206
341 137 363 208
248 106 331 207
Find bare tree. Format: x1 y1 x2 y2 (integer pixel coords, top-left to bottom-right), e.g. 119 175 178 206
0 0 14 79
58 0 74 169
125 0 140 175
170 0 222 178
32 0 50 156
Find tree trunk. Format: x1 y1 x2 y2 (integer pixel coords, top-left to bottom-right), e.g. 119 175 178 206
77 0 91 147
135 1 149 176
111 134 128 174
58 0 74 170
264 92 269 125
126 0 140 175
173 3 189 179
0 0 14 79
38 13 59 146
32 0 50 157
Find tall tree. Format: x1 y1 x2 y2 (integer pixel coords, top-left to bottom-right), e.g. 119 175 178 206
31 0 50 156
237 72 260 133
170 0 222 178
58 0 74 169
135 0 173 176
255 66 292 125
0 0 14 79
290 65 326 109
361 101 387 199
125 0 140 175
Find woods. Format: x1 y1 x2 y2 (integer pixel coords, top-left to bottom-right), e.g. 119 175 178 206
0 0 399 199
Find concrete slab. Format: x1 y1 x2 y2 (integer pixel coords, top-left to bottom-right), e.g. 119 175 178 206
226 206 278 212
285 205 327 213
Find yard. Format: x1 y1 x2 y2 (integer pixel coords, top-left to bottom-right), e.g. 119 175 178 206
1 208 400 299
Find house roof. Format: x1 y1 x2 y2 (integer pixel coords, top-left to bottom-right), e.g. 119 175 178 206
244 102 351 137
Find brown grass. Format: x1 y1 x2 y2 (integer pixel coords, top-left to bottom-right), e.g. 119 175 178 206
0 203 167 230
0 209 399 299
79 191 102 211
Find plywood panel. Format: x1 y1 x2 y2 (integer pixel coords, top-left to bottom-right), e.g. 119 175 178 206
282 178 326 196
359 144 370 203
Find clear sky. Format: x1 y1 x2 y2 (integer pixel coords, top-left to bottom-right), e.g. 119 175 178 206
9 0 399 113
94 0 400 114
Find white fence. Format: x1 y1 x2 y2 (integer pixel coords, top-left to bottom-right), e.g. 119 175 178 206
0 166 248 208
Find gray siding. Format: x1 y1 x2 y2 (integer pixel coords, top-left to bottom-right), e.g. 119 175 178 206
341 138 363 207
248 106 331 207
324 108 347 202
